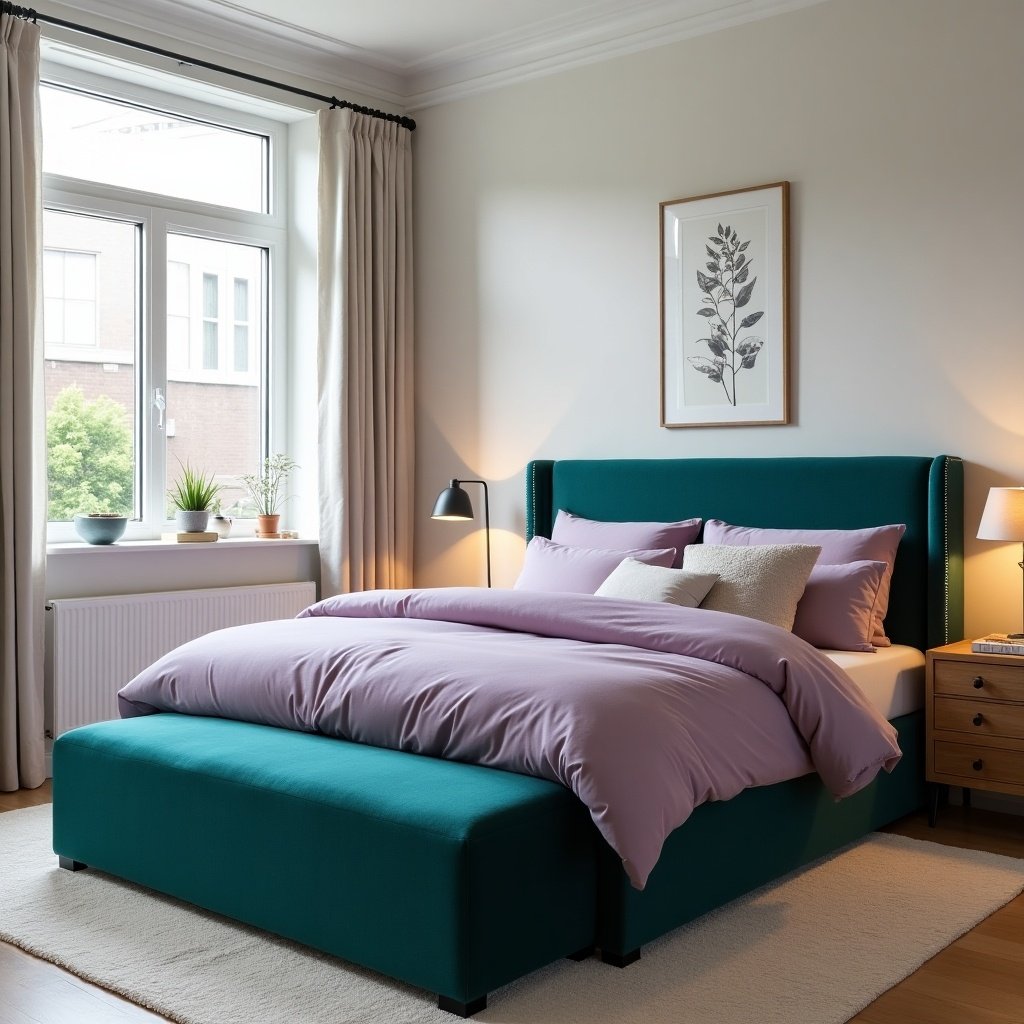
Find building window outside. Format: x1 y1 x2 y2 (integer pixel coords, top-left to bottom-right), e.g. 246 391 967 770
233 278 249 373
43 248 97 348
202 273 219 370
41 77 284 536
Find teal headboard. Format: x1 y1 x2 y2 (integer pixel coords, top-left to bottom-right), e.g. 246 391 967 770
526 456 964 651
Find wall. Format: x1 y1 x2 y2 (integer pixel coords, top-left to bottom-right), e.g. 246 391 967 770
413 0 1024 638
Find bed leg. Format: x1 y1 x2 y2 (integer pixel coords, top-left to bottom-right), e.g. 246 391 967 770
566 944 596 961
601 947 641 968
437 994 487 1017
58 856 88 872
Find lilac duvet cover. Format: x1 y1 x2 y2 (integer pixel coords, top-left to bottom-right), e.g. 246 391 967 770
118 588 901 888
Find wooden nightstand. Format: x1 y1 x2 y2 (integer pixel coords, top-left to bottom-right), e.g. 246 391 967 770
926 640 1024 825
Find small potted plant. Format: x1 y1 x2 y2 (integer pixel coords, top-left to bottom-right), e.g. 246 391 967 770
240 453 297 537
168 462 220 533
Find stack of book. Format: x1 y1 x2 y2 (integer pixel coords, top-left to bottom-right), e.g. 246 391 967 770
971 633 1024 655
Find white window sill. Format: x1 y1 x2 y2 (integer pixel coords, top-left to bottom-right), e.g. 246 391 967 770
47 537 318 556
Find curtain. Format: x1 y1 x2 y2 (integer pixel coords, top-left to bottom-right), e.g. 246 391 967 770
317 110 414 596
0 13 45 791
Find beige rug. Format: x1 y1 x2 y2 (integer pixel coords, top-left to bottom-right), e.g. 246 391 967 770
2 805 1023 1024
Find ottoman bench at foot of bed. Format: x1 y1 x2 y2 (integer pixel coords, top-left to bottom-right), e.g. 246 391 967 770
52 714 597 1016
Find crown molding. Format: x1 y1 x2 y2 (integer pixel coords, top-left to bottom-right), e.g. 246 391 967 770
404 0 828 110
33 0 407 109
32 0 828 115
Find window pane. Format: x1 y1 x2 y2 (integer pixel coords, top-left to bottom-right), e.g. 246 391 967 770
233 278 248 321
166 234 264 518
40 85 268 214
202 321 219 370
202 273 218 319
44 209 138 521
233 325 248 372
64 299 96 346
64 253 96 299
167 261 189 316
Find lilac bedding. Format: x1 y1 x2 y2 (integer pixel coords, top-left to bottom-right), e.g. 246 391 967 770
117 588 901 888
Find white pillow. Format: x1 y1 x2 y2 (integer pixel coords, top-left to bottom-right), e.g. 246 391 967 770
595 558 719 607
683 543 821 630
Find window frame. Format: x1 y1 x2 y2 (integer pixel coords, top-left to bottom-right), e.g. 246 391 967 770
41 66 288 543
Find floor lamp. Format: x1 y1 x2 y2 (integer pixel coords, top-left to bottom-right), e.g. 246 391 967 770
431 479 491 588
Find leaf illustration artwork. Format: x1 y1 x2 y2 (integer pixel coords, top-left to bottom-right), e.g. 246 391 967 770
686 223 765 405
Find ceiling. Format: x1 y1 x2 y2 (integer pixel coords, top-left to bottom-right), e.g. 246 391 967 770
44 0 826 110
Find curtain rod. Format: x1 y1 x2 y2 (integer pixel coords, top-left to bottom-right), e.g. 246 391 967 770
0 1 416 131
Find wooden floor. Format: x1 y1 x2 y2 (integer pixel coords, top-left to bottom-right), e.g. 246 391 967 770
1 787 1023 1023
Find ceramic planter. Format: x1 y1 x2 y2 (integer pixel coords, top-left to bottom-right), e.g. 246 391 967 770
175 509 209 533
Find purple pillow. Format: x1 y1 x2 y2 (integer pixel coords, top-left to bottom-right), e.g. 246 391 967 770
514 537 677 594
792 560 887 653
702 520 906 647
552 511 701 568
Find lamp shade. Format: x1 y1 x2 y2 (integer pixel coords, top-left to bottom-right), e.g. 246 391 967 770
431 481 474 521
978 487 1024 541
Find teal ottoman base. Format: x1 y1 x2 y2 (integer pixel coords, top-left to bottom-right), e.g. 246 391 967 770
53 715 597 1016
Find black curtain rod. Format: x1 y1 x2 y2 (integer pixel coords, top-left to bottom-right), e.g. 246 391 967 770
1 1 416 131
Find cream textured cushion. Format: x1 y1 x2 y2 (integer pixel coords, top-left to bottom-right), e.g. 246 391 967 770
683 543 821 630
595 558 719 607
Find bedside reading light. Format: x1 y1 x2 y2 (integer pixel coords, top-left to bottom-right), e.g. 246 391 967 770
978 486 1024 638
431 479 491 588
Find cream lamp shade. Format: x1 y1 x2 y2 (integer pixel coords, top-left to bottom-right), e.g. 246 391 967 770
977 487 1024 541
977 486 1024 638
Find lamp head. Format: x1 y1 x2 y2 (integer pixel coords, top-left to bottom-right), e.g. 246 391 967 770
978 487 1024 541
431 480 474 521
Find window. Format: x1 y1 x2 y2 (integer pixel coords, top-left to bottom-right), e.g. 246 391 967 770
42 75 286 538
43 247 98 348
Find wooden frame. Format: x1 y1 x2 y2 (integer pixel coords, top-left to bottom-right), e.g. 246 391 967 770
660 181 789 428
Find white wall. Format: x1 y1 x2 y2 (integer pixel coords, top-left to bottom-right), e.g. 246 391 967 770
413 0 1024 638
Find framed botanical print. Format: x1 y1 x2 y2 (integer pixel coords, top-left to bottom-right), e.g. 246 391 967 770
660 181 789 427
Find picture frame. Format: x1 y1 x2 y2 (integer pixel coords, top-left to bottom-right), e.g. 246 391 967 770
660 181 789 428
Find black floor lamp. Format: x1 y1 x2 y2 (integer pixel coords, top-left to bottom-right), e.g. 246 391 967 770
431 479 491 588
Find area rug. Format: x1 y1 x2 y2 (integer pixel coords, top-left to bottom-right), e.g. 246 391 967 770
2 806 1023 1024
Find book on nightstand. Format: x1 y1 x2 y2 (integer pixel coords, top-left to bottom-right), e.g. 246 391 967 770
971 633 1024 655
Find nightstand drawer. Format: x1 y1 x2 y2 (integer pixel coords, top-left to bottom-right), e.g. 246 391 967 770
932 660 1024 702
933 696 1024 740
933 741 1024 787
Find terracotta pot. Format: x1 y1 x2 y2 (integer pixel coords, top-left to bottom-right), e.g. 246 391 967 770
257 513 280 536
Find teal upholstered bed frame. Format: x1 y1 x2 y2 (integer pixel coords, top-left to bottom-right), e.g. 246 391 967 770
527 454 964 959
527 455 964 650
53 456 963 1014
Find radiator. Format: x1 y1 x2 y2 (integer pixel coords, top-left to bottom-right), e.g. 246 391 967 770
46 581 317 737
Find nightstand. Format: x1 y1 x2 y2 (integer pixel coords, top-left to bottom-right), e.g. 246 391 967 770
926 640 1024 826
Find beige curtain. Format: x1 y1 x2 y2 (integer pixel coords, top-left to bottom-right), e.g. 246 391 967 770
317 110 414 596
0 13 45 791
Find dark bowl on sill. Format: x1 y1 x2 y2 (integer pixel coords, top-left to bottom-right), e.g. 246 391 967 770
74 514 129 545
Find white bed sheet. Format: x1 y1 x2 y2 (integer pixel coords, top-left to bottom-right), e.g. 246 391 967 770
824 644 925 720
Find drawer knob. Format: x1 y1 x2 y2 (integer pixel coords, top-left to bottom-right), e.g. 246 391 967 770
973 676 985 689
973 713 984 726
972 759 984 771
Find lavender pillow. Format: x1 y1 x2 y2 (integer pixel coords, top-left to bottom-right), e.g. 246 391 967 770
702 520 906 647
792 560 887 653
514 537 677 594
552 510 701 568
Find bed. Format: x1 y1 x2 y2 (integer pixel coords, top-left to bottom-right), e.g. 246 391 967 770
52 454 964 1017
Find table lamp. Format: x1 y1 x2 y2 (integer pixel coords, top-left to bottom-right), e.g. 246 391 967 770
977 486 1024 638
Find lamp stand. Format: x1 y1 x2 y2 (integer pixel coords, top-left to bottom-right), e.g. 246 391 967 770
1012 543 1024 640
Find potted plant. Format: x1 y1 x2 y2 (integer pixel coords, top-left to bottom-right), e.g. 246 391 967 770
241 453 298 536
168 462 220 533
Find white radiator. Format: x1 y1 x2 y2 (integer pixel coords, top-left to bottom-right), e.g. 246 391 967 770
46 582 317 737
